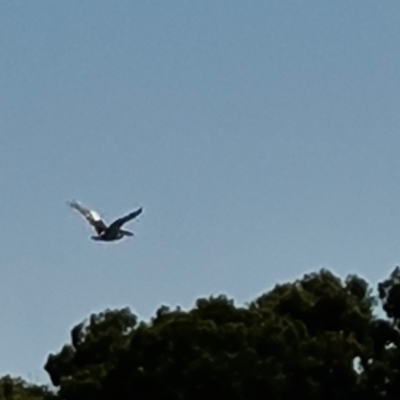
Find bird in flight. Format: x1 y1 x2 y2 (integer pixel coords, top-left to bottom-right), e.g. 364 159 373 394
68 200 143 242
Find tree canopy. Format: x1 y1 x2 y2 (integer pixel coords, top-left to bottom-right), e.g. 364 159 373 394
0 375 57 400
4 267 400 399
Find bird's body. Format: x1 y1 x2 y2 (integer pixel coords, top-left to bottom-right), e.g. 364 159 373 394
68 201 143 242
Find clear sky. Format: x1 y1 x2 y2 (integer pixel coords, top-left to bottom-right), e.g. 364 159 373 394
1 1 400 384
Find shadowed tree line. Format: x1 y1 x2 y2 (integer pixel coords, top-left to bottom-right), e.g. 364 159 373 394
4 267 400 399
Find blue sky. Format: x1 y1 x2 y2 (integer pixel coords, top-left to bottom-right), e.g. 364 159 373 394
1 1 400 383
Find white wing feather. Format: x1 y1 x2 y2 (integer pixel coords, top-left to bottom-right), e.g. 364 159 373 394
68 200 108 233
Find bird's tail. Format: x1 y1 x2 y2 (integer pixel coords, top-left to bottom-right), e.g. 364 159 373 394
120 229 134 236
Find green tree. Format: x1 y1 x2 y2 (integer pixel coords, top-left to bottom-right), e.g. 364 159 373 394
44 307 136 400
356 267 400 399
0 375 56 400
45 268 389 400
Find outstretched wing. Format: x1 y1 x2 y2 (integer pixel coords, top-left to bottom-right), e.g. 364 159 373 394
68 200 108 234
108 207 143 230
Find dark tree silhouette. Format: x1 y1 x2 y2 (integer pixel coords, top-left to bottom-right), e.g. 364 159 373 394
0 375 57 400
44 268 400 400
6 267 400 399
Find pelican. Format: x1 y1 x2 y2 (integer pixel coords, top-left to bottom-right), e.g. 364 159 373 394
68 200 143 242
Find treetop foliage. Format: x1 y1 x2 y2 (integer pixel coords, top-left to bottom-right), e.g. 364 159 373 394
5 267 400 399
